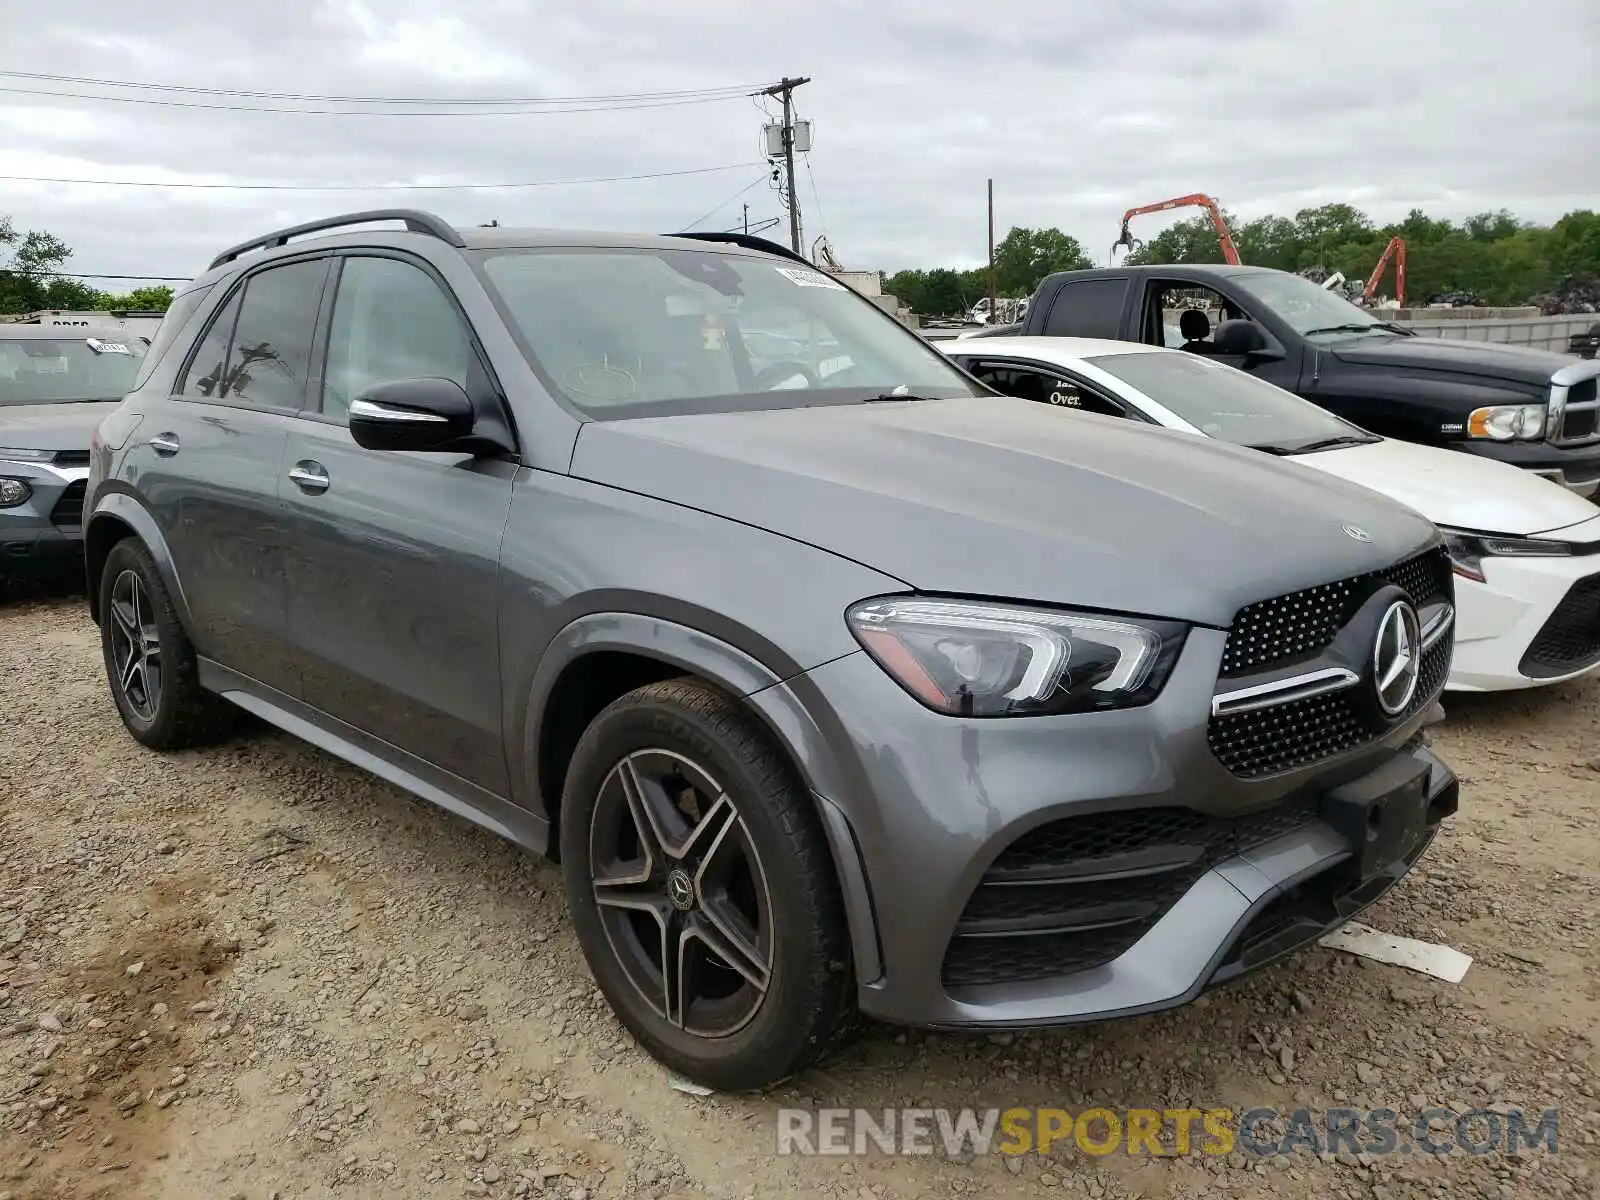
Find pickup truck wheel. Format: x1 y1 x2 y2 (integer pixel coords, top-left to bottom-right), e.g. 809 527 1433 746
560 678 856 1091
99 538 238 750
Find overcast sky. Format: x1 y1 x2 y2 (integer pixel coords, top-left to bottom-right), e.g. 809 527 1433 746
3 0 1597 288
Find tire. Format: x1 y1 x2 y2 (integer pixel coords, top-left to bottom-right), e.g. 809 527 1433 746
98 537 239 750
560 677 857 1091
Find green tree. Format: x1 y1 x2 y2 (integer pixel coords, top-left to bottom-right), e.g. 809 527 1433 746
97 285 174 311
0 215 76 314
991 226 1093 296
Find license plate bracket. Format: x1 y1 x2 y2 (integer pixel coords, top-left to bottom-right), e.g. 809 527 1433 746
1320 756 1431 879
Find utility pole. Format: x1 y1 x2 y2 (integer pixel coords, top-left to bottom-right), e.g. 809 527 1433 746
743 203 749 235
987 178 996 323
759 76 811 253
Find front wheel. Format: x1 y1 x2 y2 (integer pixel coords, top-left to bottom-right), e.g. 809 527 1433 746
560 678 856 1091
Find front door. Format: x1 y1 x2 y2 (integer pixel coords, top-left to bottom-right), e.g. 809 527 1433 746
279 253 517 796
1144 279 1303 391
125 256 331 696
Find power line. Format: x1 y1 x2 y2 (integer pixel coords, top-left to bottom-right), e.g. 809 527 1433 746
0 162 763 192
35 272 190 281
0 69 766 106
674 174 773 234
0 84 751 118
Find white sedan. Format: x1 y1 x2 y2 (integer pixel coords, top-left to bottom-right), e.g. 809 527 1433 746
939 335 1600 692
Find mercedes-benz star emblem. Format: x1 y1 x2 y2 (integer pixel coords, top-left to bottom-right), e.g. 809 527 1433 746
666 869 696 912
1373 599 1422 716
1343 524 1372 543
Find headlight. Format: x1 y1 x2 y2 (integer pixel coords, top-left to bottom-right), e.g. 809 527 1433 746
1440 527 1571 582
1466 404 1545 441
846 597 1186 716
0 478 32 508
0 447 54 463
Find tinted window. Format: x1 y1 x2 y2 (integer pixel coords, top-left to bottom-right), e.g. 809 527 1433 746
0 337 147 406
131 283 212 391
1083 350 1368 449
180 290 242 399
221 260 328 409
1042 279 1129 338
322 257 473 419
476 247 983 418
966 362 1127 416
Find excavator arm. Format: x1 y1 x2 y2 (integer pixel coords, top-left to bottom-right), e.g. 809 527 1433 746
1364 237 1407 307
1110 193 1242 265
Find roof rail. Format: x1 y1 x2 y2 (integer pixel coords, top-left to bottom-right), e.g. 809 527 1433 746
666 230 814 267
207 209 464 270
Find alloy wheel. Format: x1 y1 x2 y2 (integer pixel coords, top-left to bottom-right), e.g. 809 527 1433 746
587 749 775 1038
109 569 162 722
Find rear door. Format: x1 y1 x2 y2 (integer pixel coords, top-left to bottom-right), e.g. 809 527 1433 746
1037 277 1133 339
126 255 331 695
279 252 517 796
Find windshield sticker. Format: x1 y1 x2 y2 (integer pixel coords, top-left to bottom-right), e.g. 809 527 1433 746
85 338 132 355
774 266 846 291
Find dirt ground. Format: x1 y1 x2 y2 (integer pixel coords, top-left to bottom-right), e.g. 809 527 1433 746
1 587 1596 1200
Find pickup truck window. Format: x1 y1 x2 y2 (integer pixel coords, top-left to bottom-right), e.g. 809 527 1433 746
1229 272 1387 338
1042 279 1129 338
1082 350 1377 453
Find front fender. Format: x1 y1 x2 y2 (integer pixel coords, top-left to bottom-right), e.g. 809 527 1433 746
516 611 883 984
85 491 191 630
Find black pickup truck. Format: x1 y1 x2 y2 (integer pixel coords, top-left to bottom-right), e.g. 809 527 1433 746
974 264 1600 498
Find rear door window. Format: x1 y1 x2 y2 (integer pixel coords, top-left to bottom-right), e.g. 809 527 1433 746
1042 279 1130 338
180 259 328 409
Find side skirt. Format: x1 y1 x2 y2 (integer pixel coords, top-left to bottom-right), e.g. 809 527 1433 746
197 658 551 856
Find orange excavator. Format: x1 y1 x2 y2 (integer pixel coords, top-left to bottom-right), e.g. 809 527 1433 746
1110 193 1242 265
1364 236 1407 307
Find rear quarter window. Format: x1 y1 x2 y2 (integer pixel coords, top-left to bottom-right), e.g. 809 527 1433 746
131 283 215 390
1042 278 1130 339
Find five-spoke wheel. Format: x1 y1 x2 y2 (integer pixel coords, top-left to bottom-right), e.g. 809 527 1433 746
108 567 162 722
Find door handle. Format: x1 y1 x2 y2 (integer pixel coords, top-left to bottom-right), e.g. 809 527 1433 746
287 461 330 494
149 433 180 456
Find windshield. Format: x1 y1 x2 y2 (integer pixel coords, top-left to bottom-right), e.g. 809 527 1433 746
0 336 146 406
1083 350 1374 451
1229 272 1389 338
476 247 984 417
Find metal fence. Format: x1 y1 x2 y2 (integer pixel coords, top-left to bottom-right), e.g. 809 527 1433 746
1388 314 1596 353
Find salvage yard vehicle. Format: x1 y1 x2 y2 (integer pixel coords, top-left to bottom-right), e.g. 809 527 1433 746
940 337 1600 692
1 326 145 582
85 211 1458 1090
978 263 1600 499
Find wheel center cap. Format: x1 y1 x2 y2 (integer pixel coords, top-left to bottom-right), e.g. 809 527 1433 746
666 869 695 911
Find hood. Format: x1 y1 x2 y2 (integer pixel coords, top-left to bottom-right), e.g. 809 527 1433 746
0 402 120 453
1327 335 1574 386
569 397 1440 628
1292 437 1600 537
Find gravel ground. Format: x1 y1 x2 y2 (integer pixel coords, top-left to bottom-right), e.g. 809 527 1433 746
1 588 1596 1200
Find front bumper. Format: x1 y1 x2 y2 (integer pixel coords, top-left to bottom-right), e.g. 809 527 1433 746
1451 549 1600 690
1455 439 1600 499
0 461 88 576
786 628 1455 1029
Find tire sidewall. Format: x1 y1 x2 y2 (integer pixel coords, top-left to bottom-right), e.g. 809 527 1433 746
560 690 823 1087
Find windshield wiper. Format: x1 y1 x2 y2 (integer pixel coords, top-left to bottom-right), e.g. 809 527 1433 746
1302 323 1390 337
1247 434 1376 456
862 387 941 403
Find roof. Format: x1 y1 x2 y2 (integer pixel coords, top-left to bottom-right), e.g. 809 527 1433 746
0 323 135 341
937 335 1173 364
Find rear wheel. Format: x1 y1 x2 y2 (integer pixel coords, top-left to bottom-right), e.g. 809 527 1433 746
99 538 238 749
560 678 856 1091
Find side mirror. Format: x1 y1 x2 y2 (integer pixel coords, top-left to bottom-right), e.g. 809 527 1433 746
1213 318 1285 360
348 377 476 452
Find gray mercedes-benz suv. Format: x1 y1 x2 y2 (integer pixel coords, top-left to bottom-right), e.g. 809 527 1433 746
84 210 1458 1090
1 325 145 583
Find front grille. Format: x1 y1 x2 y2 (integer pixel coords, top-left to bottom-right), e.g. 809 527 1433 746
1219 547 1452 677
1519 576 1600 679
49 480 86 528
1558 379 1599 443
1208 638 1450 777
941 798 1319 988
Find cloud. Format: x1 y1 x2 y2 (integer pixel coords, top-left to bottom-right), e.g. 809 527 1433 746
2 0 1596 283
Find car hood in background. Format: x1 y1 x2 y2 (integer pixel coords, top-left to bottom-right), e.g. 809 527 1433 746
570 397 1440 628
1327 335 1579 386
0 402 120 452
1294 437 1600 537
